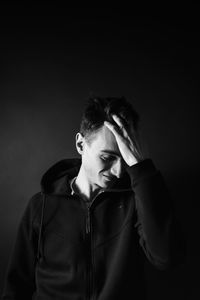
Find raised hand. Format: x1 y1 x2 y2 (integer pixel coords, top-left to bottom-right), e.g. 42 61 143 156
104 114 144 166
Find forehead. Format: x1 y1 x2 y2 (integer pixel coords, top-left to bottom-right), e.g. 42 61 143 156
89 125 120 154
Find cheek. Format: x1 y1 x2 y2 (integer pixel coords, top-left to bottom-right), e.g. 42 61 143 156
83 153 102 174
90 157 106 175
98 160 110 173
95 158 104 172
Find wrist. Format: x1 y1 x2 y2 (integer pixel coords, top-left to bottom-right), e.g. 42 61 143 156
126 156 139 167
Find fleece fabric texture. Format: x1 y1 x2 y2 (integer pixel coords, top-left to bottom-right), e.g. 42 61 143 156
1 158 180 300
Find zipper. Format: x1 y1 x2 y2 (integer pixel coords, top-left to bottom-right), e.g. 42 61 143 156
86 205 90 234
85 205 93 300
84 192 105 299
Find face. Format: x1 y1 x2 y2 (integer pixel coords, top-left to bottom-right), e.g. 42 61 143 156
77 125 126 189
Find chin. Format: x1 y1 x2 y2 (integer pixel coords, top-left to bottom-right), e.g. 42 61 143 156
97 180 108 189
102 179 114 188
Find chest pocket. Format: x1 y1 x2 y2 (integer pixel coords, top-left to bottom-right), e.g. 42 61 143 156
92 193 135 248
40 199 86 267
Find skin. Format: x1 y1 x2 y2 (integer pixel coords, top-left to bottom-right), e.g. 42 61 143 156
75 114 143 201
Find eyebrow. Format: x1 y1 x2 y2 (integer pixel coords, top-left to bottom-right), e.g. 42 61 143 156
100 150 121 157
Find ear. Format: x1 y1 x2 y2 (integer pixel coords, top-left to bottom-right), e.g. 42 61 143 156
75 133 85 155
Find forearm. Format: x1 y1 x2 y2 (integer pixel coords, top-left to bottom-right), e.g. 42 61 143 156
127 159 173 269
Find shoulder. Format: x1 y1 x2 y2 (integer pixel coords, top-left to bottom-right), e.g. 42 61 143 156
21 192 44 224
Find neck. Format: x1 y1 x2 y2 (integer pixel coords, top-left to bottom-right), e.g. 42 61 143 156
75 167 101 201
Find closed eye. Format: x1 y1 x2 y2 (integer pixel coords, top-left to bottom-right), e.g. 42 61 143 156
100 155 115 162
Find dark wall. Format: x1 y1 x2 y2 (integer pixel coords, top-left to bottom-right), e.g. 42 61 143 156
0 7 199 299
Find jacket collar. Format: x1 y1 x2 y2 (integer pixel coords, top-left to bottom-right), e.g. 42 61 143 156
41 158 132 195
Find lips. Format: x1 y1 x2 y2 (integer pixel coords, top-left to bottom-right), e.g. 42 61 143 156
103 175 114 181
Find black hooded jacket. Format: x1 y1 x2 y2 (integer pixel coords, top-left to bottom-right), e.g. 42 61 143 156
1 158 180 300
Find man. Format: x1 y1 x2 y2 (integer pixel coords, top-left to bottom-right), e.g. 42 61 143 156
2 97 183 299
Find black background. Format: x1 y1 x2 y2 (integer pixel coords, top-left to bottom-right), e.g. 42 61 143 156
0 5 199 299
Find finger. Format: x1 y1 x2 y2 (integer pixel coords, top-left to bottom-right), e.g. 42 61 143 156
111 114 124 129
104 121 124 139
111 114 129 137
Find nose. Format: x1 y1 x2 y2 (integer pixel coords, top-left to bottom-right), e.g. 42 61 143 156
110 159 124 178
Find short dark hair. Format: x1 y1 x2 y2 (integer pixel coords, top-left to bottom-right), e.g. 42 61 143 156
79 97 140 141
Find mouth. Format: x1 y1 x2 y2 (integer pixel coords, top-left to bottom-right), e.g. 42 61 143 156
103 175 115 181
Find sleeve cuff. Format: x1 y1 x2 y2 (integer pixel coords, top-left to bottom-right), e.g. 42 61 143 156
126 159 157 183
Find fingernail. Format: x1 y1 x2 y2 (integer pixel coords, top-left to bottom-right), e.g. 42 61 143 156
104 121 111 127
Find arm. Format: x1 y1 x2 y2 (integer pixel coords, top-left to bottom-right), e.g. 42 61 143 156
1 193 41 300
104 115 186 270
127 159 173 269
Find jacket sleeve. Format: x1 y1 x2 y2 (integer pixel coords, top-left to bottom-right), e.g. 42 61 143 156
1 193 42 300
127 159 186 270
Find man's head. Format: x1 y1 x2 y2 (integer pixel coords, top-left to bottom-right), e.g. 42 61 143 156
76 97 140 189
79 97 139 144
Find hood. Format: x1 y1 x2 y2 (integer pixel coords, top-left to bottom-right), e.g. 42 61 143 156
40 158 132 195
41 158 81 194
